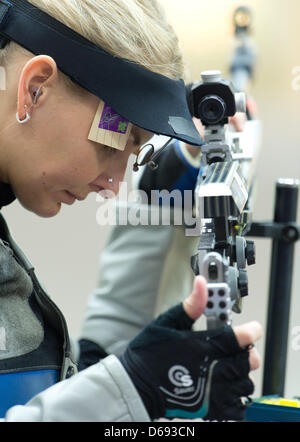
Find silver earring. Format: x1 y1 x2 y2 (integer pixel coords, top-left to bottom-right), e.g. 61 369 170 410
16 105 31 124
108 178 113 183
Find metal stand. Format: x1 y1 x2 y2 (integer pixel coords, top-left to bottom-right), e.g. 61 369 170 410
247 179 300 397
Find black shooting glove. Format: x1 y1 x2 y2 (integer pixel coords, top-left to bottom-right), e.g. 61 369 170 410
120 303 253 421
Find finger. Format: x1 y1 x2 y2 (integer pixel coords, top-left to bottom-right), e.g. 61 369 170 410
184 144 202 158
206 376 254 422
225 378 254 400
229 113 246 132
249 346 261 371
233 321 263 348
192 117 205 138
154 276 208 330
183 276 208 321
153 303 194 330
229 116 240 131
213 352 250 380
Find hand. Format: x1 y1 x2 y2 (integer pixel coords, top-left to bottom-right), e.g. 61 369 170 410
121 276 262 421
185 113 247 158
183 276 261 373
229 112 247 132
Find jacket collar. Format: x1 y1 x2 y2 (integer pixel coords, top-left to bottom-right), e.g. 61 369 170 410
0 183 16 208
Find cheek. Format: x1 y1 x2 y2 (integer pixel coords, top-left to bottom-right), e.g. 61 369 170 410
113 150 133 176
45 139 107 187
41 105 99 167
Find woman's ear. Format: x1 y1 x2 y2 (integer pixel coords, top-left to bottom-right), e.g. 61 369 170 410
30 86 44 104
17 55 58 117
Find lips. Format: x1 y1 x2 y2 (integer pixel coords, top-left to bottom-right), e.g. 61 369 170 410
62 186 108 205
89 184 106 193
61 191 77 205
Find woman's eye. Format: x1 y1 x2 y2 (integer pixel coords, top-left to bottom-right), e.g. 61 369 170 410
100 145 118 155
106 147 118 155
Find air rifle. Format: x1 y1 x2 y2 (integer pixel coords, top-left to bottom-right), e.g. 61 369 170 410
189 6 261 329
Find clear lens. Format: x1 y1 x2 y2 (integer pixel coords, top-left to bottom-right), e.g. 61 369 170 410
133 138 173 172
136 144 155 166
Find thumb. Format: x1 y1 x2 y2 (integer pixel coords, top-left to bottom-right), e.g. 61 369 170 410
183 276 208 321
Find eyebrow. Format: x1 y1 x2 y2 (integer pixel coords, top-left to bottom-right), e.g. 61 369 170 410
131 126 142 146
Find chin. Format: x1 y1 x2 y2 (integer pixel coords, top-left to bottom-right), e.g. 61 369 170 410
15 188 62 218
20 200 62 218
34 203 62 218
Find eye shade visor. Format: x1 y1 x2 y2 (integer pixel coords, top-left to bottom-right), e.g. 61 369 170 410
0 0 203 147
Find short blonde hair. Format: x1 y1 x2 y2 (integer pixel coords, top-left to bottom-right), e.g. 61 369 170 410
0 0 186 91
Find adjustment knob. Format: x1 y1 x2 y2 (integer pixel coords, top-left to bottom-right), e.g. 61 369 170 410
201 70 222 83
238 269 248 297
245 240 256 266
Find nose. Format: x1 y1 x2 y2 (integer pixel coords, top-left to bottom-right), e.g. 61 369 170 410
90 174 122 195
90 156 129 195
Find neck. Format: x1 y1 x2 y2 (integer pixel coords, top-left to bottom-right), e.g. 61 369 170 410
0 119 11 185
0 148 9 185
0 182 16 208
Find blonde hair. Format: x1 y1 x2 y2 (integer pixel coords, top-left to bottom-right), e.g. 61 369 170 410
0 0 186 92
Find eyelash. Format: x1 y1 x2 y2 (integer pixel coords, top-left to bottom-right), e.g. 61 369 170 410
106 146 118 155
100 145 118 156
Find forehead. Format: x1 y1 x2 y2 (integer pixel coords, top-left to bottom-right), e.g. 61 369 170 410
88 100 153 152
0 1 203 147
89 101 133 151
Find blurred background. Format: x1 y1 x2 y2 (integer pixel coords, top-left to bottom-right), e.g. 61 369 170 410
2 0 300 398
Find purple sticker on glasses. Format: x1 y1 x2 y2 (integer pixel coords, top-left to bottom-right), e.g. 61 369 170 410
99 103 129 134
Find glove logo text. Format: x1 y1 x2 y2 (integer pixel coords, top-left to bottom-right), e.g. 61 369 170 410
168 365 193 388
